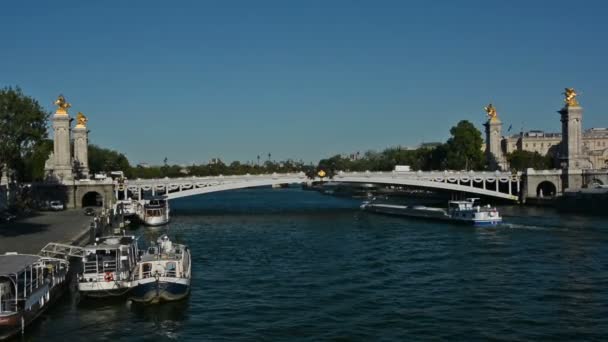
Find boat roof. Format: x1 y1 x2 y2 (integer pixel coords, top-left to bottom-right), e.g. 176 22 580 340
87 235 136 248
0 254 41 275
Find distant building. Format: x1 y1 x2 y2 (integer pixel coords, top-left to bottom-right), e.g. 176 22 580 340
484 91 608 170
499 128 608 169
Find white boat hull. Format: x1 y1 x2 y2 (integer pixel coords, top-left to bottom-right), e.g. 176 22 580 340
78 280 132 297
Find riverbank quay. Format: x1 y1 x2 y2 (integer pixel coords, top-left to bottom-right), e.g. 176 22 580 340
0 209 99 254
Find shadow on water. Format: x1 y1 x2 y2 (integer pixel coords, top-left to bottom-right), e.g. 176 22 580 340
129 299 190 323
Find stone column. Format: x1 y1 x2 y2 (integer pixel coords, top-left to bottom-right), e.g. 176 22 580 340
72 124 89 178
484 117 505 170
51 107 73 182
559 89 591 191
559 105 586 169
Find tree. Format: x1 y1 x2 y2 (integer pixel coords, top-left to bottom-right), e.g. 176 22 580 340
0 87 49 179
20 139 53 181
444 120 485 170
507 150 552 171
88 144 132 177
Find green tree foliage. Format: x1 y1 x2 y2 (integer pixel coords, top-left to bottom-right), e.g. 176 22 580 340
128 159 309 179
0 87 49 179
20 139 53 182
315 120 487 175
88 144 132 177
444 120 485 170
506 150 553 171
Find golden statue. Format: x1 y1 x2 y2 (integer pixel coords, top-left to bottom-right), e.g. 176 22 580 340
484 103 498 120
563 87 579 107
76 112 88 127
54 94 71 114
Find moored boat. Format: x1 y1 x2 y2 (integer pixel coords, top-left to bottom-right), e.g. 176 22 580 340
0 253 69 340
361 198 502 226
77 235 140 298
130 235 191 304
142 197 170 226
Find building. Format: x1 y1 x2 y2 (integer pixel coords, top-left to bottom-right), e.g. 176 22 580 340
485 90 608 170
499 128 608 169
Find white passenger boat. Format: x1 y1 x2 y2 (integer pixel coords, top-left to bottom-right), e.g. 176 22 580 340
142 197 170 226
0 253 69 340
130 235 191 304
77 236 140 298
361 198 502 226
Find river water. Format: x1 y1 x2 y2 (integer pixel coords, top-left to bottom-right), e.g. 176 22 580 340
25 188 608 341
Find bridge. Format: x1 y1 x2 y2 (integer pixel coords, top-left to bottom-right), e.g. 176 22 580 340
120 170 522 202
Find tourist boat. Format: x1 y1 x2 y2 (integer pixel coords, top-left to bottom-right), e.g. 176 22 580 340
77 235 140 298
361 198 502 226
142 197 170 226
0 253 69 340
130 235 191 304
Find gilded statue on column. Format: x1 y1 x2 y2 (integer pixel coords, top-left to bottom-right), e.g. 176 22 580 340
76 112 88 127
484 103 498 121
563 88 579 107
54 94 71 114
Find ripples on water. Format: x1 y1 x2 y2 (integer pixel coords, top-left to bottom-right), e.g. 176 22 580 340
27 188 608 341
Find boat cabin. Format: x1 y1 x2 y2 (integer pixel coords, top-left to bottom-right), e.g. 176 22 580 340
134 236 189 280
0 254 68 325
81 236 139 282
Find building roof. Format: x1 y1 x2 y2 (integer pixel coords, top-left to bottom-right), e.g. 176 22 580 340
0 254 41 275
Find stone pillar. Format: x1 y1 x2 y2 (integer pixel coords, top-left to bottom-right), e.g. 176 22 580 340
72 124 89 179
51 109 73 182
484 117 505 170
559 104 592 173
559 105 585 168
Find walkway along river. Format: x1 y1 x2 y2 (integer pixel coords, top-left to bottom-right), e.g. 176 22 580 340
18 188 608 340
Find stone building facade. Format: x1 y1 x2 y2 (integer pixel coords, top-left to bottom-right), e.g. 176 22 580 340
485 92 608 170
499 128 608 169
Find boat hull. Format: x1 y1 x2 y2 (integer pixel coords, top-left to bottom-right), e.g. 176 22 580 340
78 281 132 298
144 216 170 226
130 277 190 304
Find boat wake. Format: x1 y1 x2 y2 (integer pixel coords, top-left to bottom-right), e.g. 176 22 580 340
498 222 570 231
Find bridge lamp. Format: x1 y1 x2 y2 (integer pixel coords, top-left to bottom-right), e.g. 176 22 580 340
318 170 327 182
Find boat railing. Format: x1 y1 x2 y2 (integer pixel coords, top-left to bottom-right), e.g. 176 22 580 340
83 259 118 276
83 261 99 274
135 270 151 280
0 299 18 313
101 260 117 272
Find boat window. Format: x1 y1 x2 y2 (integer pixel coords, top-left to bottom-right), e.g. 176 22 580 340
166 262 177 277
142 263 152 278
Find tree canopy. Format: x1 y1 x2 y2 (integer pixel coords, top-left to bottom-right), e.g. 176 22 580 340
0 87 49 179
88 144 132 177
506 150 553 171
444 120 485 170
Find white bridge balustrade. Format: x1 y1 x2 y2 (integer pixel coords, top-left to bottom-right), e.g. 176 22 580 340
118 170 522 201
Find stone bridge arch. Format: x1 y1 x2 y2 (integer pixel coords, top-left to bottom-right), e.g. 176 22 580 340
72 182 115 209
536 181 557 198
82 191 103 207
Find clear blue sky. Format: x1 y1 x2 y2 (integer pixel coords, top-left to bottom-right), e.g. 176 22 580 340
2 0 607 165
